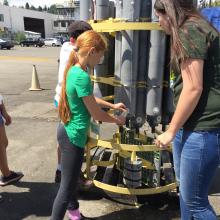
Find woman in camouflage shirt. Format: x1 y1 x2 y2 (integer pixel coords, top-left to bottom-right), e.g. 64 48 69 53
154 0 220 219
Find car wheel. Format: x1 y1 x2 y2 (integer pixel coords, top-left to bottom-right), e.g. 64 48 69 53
7 47 11 50
52 43 56 47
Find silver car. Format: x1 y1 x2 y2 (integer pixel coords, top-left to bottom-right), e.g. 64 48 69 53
44 38 62 47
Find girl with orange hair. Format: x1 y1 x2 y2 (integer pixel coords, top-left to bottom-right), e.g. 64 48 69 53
51 30 126 220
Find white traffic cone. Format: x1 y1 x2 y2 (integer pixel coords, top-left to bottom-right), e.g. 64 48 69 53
29 65 42 91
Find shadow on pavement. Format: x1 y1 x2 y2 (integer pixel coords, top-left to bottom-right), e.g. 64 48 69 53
0 181 57 220
78 187 105 201
95 192 180 220
1 178 218 220
97 204 180 220
0 181 106 220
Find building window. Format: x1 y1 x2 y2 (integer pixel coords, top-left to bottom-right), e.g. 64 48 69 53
54 21 58 27
0 14 4 22
61 21 66 27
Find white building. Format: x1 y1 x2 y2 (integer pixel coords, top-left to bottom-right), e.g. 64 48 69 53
54 0 80 35
0 4 57 38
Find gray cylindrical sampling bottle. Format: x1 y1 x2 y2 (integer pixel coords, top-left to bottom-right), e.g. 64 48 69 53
80 0 92 20
114 0 123 105
119 0 141 117
109 1 115 18
93 0 110 98
135 0 151 128
96 0 110 20
146 0 166 129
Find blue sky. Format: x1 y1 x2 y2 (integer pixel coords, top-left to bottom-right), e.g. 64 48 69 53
6 0 55 7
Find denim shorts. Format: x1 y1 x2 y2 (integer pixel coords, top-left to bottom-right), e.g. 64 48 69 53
0 112 4 126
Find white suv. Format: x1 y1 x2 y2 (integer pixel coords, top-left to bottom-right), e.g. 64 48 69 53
44 38 62 47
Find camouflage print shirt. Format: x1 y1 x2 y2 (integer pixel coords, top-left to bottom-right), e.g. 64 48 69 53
173 19 220 131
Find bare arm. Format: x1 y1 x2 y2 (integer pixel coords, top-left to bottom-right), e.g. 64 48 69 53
94 97 114 109
168 59 203 133
156 58 203 147
83 95 125 125
95 96 126 111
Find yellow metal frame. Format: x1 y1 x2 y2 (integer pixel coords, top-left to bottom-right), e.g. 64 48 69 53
85 19 175 197
93 180 177 195
87 136 172 152
86 135 177 196
89 19 162 32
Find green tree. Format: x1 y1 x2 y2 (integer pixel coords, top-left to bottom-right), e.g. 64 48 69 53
30 5 36 10
199 0 220 8
15 31 26 43
3 0 9 6
38 6 43 11
43 5 48 11
212 0 220 6
25 2 30 9
48 4 58 14
199 0 206 7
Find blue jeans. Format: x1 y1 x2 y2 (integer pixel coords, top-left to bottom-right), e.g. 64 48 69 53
173 129 220 220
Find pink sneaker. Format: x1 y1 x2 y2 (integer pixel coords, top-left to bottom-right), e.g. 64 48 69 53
68 209 94 220
68 209 81 220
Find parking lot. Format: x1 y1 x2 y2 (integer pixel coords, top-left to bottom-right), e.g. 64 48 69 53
0 46 219 220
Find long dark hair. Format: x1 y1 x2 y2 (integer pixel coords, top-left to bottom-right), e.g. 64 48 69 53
154 0 217 70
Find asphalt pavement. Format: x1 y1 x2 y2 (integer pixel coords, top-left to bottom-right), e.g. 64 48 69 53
0 46 219 220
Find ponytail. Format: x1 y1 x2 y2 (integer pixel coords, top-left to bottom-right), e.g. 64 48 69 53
59 30 107 124
58 50 78 124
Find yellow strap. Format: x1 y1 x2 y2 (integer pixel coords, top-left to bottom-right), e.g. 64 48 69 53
92 159 116 167
119 151 155 170
102 95 115 101
91 75 167 89
131 151 137 162
91 75 122 87
89 20 162 32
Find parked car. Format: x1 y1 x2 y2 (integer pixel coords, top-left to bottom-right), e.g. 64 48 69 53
0 38 14 50
44 38 62 47
20 38 44 47
54 36 69 44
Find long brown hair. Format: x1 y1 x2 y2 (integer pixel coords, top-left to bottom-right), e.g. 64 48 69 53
154 0 215 71
59 30 107 124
